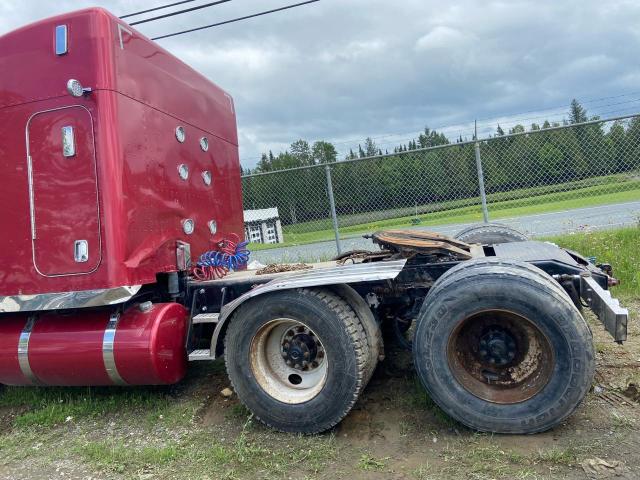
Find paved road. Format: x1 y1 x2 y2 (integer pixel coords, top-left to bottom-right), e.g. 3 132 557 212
251 200 640 264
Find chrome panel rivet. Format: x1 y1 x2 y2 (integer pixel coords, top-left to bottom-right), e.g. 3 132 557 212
178 163 189 180
200 137 209 151
202 170 212 185
182 218 195 235
175 126 186 143
208 220 217 235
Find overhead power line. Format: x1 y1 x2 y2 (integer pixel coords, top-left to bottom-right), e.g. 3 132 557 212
299 91 640 154
120 1 196 19
129 0 233 26
151 0 321 40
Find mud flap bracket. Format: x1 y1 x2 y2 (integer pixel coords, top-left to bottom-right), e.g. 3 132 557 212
580 274 628 343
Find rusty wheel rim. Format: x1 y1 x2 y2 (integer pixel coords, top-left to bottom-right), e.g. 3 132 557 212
447 310 554 404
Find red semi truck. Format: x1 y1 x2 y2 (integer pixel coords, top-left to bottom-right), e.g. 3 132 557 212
0 8 629 434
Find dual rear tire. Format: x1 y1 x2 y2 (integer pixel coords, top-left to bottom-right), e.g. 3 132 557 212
224 259 595 435
224 287 376 434
412 258 595 433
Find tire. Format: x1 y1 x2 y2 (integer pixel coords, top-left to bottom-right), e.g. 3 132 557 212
329 284 381 384
413 258 595 434
224 287 369 434
431 257 575 305
455 222 528 244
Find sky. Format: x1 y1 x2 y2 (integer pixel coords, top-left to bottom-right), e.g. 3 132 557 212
2 0 640 167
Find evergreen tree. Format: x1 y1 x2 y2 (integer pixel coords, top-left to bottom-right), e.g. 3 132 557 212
569 99 587 124
363 137 378 157
256 152 270 172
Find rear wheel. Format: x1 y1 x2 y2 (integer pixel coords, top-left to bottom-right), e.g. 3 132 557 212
455 223 528 244
413 258 594 433
225 288 370 433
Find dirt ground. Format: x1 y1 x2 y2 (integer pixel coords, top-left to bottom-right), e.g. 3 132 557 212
0 300 638 480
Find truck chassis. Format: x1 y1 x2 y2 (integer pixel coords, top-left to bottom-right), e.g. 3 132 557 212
173 227 627 434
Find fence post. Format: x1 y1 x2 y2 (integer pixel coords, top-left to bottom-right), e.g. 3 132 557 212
474 120 490 223
325 165 342 255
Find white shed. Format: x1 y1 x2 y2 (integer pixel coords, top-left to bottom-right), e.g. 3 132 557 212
243 208 284 244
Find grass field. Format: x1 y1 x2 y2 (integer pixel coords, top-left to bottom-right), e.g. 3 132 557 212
0 228 638 479
545 226 640 297
251 178 640 251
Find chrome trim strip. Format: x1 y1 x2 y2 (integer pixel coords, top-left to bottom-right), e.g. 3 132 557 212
209 259 407 358
18 316 40 385
102 312 126 385
25 105 103 278
117 24 133 50
0 285 142 313
27 155 36 240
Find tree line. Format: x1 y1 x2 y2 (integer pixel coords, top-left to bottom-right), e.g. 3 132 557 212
242 100 640 227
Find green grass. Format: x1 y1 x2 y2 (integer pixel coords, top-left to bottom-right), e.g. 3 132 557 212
286 174 638 233
251 180 640 250
75 429 337 479
0 385 195 428
545 226 640 297
77 441 182 474
437 438 593 479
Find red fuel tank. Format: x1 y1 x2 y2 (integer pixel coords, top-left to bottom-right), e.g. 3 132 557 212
0 303 188 386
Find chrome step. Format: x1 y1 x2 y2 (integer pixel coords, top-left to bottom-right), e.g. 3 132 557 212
188 349 213 361
192 313 220 324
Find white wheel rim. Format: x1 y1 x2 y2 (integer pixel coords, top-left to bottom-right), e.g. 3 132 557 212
250 318 328 404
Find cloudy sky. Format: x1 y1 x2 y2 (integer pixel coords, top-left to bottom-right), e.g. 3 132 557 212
2 1 640 167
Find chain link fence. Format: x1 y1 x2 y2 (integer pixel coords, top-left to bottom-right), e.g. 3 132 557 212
241 114 640 260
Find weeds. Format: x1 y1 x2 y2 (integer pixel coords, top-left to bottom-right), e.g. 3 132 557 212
357 453 387 471
547 226 640 297
0 386 196 428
